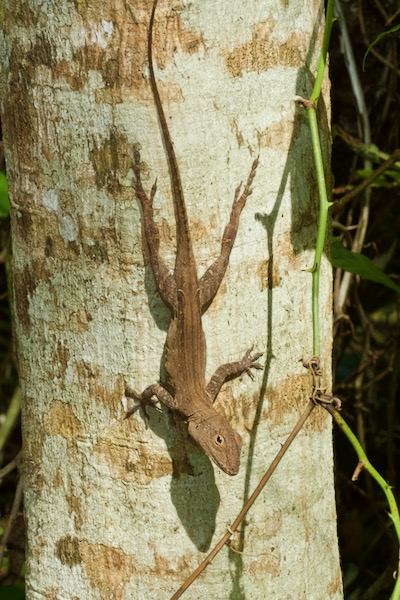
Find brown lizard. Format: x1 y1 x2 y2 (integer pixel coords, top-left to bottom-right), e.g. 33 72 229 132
125 0 261 476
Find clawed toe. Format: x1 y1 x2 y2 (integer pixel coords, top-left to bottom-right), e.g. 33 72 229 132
237 349 263 381
242 349 263 371
244 368 255 380
251 361 263 370
124 405 141 420
124 387 149 427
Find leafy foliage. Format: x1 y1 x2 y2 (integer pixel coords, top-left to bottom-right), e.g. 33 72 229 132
363 23 400 71
332 237 400 294
331 2 400 597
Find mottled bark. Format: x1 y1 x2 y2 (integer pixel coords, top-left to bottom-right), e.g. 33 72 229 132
0 0 343 598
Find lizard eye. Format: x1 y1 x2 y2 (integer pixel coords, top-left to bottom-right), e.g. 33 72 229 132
214 434 225 447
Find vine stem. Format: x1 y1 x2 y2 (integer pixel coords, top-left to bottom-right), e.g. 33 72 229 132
304 1 400 596
325 406 400 600
307 0 335 357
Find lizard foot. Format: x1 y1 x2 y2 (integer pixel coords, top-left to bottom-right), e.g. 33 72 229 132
124 387 151 427
239 347 263 380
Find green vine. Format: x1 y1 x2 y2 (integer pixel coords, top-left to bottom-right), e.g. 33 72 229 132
307 0 335 356
332 410 400 600
306 1 400 597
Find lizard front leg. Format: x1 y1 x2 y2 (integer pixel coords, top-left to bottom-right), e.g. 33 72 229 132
199 157 258 308
133 147 178 311
125 383 178 424
206 348 263 403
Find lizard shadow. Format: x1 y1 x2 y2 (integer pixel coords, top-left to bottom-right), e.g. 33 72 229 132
227 4 331 598
137 260 221 552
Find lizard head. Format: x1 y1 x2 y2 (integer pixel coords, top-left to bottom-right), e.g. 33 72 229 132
188 412 242 476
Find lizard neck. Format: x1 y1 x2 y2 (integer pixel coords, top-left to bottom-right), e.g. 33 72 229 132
148 0 192 265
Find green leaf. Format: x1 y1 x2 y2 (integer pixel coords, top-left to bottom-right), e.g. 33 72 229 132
332 237 400 294
363 24 400 71
0 172 9 217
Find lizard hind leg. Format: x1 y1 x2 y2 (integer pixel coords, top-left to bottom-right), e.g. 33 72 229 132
131 146 178 311
198 157 259 309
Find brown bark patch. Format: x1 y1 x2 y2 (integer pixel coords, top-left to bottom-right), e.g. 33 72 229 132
67 311 92 335
213 383 249 431
74 3 144 94
225 28 304 78
146 4 205 73
44 401 83 439
327 566 344 596
55 534 190 595
40 588 78 600
13 266 34 335
55 342 70 389
264 372 310 425
17 210 80 261
148 546 194 579
264 372 330 432
17 354 32 382
244 552 281 577
72 363 122 408
90 132 131 192
257 258 281 290
93 372 125 412
23 445 44 488
259 118 302 152
3 50 40 173
80 540 133 600
13 255 51 337
275 231 296 264
66 493 85 531
275 232 311 274
94 438 173 484
239 519 281 576
53 472 64 489
55 535 82 568
77 213 122 266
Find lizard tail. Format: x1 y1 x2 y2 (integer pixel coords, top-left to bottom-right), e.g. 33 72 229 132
148 0 192 254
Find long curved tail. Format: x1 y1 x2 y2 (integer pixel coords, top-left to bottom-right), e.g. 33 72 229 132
148 0 192 259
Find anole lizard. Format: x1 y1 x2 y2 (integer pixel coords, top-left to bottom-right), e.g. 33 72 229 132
125 0 261 476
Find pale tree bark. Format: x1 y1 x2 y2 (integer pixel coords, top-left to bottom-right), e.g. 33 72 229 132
0 0 343 598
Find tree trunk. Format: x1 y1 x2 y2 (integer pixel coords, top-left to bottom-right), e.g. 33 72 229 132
0 0 343 598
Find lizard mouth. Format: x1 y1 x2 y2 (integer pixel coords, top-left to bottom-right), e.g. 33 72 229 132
215 456 240 476
223 463 239 476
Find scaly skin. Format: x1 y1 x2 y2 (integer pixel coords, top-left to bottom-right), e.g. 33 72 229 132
125 0 261 475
